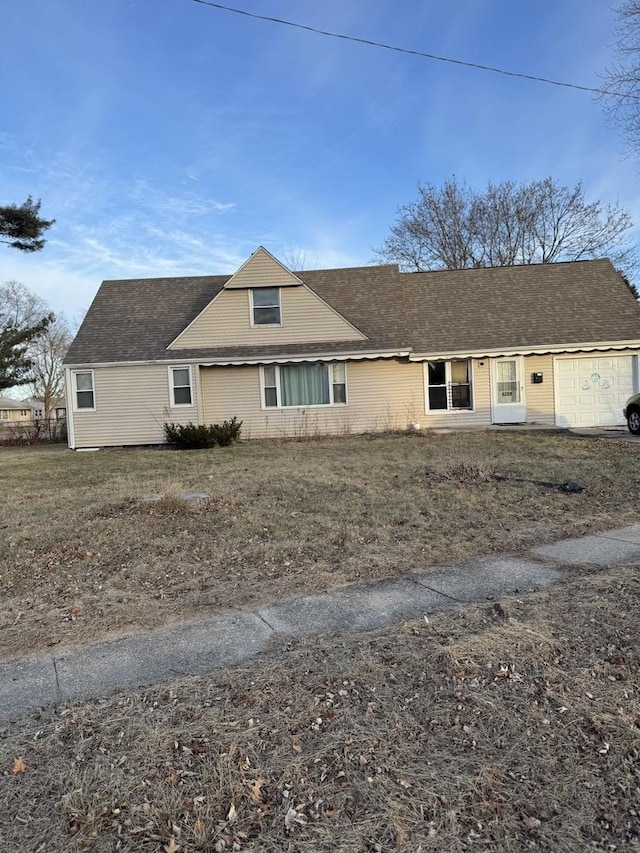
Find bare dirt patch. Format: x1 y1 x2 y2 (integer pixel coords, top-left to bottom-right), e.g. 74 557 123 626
1 431 639 659
2 563 639 851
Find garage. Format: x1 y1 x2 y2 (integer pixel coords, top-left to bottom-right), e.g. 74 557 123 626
554 355 637 427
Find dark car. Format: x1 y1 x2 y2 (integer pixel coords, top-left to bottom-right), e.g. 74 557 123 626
623 392 640 434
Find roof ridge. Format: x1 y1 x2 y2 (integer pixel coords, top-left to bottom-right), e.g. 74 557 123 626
399 258 613 277
298 264 399 274
101 274 231 286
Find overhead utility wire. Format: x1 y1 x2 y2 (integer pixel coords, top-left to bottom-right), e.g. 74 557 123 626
191 0 639 101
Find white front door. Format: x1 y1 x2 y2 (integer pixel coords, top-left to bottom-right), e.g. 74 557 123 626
491 357 526 423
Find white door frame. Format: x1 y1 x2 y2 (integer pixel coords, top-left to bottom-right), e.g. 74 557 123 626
491 356 526 423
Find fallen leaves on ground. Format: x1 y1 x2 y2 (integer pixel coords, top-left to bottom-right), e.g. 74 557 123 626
12 756 26 774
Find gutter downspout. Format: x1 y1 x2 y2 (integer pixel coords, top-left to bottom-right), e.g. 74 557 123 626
64 368 76 449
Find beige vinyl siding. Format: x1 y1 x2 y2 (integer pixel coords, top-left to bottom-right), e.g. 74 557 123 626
523 354 555 425
418 355 559 427
421 359 492 428
201 359 424 439
171 285 366 349
71 364 198 448
224 247 302 289
70 348 638 449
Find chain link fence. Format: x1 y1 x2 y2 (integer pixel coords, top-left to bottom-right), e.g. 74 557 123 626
0 418 67 446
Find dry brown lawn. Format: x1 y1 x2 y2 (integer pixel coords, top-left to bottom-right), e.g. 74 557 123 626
2 562 639 851
1 430 639 661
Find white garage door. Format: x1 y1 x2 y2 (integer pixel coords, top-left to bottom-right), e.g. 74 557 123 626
554 355 635 427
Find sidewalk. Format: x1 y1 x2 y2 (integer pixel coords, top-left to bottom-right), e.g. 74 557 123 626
2 524 640 723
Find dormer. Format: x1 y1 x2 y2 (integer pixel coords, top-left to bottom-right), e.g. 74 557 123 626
168 247 367 349
224 246 304 329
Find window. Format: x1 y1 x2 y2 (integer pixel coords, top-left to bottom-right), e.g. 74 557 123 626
262 362 347 408
426 360 472 411
331 362 347 404
170 367 193 407
495 360 520 403
74 371 95 410
263 365 278 407
251 288 281 325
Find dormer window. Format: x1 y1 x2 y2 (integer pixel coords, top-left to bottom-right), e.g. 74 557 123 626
251 288 281 326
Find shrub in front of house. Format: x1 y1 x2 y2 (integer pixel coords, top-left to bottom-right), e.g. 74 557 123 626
163 417 242 450
208 416 243 446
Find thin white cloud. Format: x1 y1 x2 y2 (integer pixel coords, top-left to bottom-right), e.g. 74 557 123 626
164 196 236 217
0 254 98 319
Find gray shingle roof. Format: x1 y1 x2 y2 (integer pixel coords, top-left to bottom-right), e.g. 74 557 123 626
65 275 227 364
0 396 27 410
64 259 640 365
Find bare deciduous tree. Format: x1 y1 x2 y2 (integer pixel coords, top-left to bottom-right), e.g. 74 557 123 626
376 177 635 277
0 281 52 392
28 314 72 419
0 279 49 327
600 1 640 154
0 281 70 411
279 246 322 271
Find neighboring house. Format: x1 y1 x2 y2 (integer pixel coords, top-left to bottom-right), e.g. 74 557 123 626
63 247 640 449
21 396 66 422
21 397 45 420
0 397 32 425
50 396 67 421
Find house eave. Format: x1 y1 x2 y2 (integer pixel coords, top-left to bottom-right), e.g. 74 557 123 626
63 349 412 370
197 349 410 366
409 340 640 361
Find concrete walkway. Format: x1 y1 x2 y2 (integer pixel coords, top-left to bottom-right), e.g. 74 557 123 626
2 524 640 723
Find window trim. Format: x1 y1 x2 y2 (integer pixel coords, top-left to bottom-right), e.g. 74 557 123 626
72 369 96 412
249 287 282 327
424 359 474 413
262 364 279 408
259 362 348 409
330 361 347 405
168 365 194 408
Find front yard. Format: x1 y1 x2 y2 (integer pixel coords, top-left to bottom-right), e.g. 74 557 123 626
3 430 640 851
3 562 639 850
1 430 639 660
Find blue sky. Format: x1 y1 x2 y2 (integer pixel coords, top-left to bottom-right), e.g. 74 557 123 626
1 0 636 319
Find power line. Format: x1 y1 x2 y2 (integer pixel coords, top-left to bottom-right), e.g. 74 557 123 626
191 0 639 101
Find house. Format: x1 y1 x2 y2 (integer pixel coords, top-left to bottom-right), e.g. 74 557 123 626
47 396 67 422
0 397 32 425
52 399 67 422
21 396 67 422
21 397 45 420
63 248 640 449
